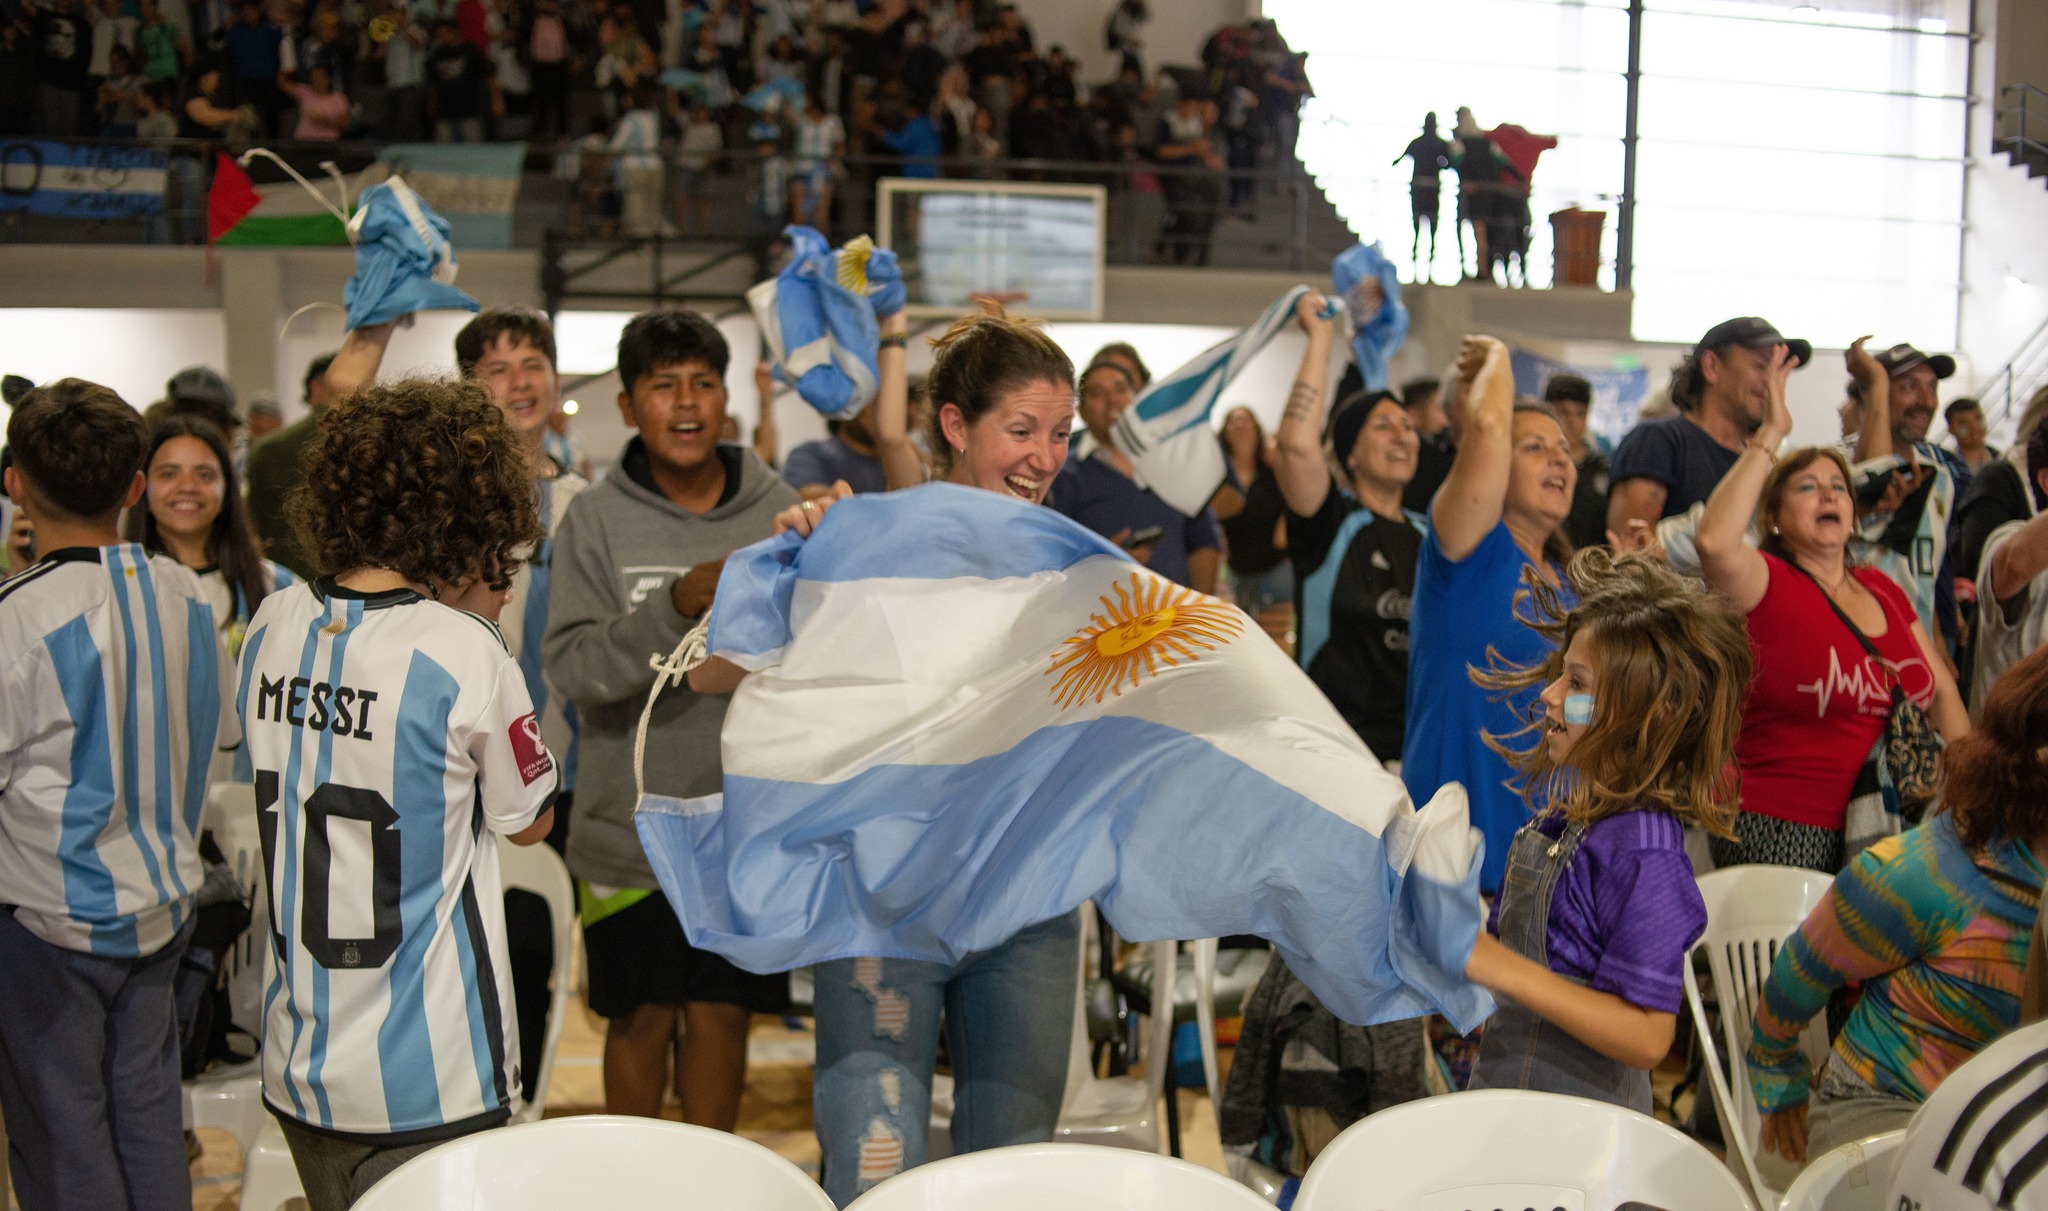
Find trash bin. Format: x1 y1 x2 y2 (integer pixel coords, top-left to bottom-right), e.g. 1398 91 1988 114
1549 207 1607 288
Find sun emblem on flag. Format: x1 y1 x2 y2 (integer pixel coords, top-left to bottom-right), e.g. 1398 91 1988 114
1047 572 1242 708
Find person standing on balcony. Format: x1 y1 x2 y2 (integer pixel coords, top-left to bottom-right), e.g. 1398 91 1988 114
428 17 498 142
1394 111 1450 278
34 0 92 136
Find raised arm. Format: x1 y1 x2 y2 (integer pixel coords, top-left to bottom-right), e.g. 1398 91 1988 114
1990 511 2048 605
1694 347 1794 613
1846 335 1892 464
873 312 925 490
751 360 781 470
1428 335 1515 561
1269 290 1337 517
321 319 401 401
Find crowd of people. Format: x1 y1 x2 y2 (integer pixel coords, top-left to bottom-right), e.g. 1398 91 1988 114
1 269 2046 1211
0 0 1315 265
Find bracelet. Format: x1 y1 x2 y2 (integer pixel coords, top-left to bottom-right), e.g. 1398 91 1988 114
878 333 908 349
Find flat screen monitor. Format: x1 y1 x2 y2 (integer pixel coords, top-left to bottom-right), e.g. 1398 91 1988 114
876 179 1106 320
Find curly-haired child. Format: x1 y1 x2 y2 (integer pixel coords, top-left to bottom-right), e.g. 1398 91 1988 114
239 377 558 1211
1461 548 1752 1113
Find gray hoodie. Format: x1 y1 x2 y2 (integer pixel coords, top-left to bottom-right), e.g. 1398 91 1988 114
543 441 799 888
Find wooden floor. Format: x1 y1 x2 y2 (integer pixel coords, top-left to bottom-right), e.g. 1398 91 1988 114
186 996 1229 1211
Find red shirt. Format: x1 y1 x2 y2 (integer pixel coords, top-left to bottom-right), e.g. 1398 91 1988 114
1735 553 1936 830
455 0 489 51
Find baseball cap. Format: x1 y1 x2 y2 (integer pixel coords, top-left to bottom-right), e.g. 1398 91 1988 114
1696 317 1812 369
166 365 236 411
1873 342 1956 382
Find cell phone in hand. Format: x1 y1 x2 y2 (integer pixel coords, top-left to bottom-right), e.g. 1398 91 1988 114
1123 525 1165 550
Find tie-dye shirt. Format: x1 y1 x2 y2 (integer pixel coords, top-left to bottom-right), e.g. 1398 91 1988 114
1748 813 2043 1113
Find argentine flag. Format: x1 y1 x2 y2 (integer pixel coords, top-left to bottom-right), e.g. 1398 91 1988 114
1113 287 1321 517
636 484 1492 1031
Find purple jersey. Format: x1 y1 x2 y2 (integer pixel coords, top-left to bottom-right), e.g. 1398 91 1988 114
1486 809 1706 1014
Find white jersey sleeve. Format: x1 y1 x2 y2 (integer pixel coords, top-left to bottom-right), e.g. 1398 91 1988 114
466 639 556 838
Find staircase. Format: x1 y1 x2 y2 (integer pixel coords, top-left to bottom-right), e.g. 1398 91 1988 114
1980 309 2048 445
1995 83 2048 185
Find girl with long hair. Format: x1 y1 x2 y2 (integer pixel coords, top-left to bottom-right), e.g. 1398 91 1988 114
1459 549 1752 1112
124 414 295 657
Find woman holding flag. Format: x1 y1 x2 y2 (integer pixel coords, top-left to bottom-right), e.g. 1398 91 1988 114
694 305 1084 1205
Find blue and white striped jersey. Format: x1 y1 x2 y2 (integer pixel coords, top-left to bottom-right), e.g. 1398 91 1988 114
500 466 586 792
239 579 556 1141
0 545 239 957
194 558 299 660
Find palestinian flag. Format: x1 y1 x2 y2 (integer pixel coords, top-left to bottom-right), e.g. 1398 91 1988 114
207 148 383 247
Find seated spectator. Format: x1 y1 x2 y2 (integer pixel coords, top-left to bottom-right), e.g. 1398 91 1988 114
1972 420 2048 705
1750 643 2048 1162
286 62 348 139
1049 347 1220 592
428 18 498 142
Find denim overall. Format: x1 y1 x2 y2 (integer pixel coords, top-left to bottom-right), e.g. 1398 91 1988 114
1467 818 1653 1113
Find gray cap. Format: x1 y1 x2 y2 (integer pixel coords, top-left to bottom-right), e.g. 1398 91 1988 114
166 365 236 411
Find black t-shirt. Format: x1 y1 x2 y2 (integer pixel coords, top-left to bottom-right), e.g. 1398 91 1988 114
1401 132 1450 183
429 42 492 119
1221 459 1287 577
1402 430 1455 516
1607 413 1741 518
622 439 743 510
1288 491 1423 760
1565 449 1609 550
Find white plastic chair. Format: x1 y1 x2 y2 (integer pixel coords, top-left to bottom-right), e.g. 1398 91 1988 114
1683 865 1837 1205
352 1116 834 1210
496 837 576 1123
182 782 270 1166
924 910 1180 1158
237 837 579 1211
1778 1130 1905 1211
1290 1089 1759 1211
844 1142 1273 1211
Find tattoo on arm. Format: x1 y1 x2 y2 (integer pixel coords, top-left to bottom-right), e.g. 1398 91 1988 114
1282 380 1319 424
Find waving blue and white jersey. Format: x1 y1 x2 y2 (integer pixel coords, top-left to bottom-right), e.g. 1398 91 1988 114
239 579 556 1141
0 545 238 957
499 466 587 792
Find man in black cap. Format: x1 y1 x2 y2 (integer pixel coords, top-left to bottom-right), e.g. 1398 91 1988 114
1842 342 1967 656
1606 316 1811 540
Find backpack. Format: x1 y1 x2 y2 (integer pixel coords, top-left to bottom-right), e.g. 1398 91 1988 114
173 831 258 1078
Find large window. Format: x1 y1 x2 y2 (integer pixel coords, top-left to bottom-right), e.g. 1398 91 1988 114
1269 0 1970 350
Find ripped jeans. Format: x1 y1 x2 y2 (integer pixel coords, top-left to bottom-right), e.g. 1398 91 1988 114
811 910 1080 1205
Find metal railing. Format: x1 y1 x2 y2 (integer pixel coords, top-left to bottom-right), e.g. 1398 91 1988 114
1981 309 2048 445
1995 82 2048 168
0 136 1351 275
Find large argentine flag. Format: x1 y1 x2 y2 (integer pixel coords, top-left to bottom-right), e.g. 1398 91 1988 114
635 484 1493 1030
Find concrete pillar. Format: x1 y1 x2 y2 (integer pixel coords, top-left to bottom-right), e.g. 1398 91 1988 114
217 250 284 417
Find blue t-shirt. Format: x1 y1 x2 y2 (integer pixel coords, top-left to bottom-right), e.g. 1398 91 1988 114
1402 521 1570 893
783 434 888 495
1049 450 1221 589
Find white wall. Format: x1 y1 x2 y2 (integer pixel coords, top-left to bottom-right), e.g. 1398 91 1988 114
1959 0 2048 438
0 309 228 415
1017 0 1250 85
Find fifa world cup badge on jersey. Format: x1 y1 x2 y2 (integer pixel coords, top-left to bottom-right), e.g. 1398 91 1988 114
510 712 553 784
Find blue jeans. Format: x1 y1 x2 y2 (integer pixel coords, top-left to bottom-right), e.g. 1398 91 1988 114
812 910 1079 1206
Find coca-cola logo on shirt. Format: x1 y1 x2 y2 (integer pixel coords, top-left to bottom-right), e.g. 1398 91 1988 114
1796 649 1936 719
